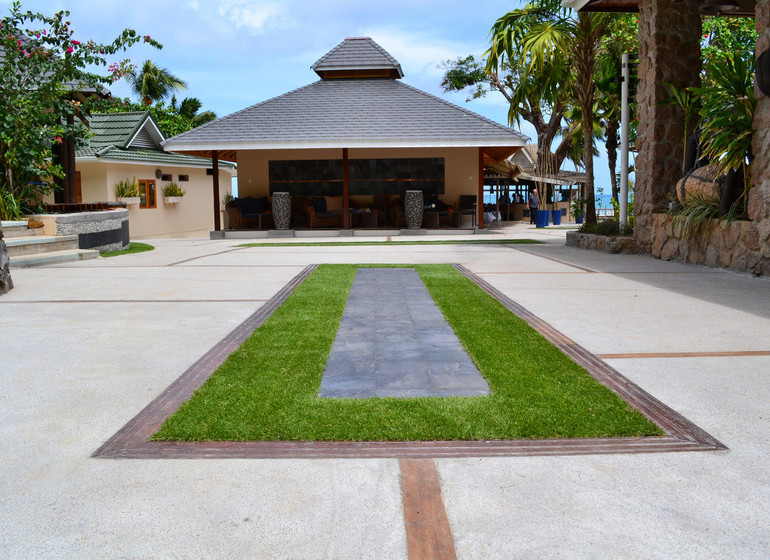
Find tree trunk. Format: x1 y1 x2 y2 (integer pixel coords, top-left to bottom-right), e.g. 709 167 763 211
577 13 599 226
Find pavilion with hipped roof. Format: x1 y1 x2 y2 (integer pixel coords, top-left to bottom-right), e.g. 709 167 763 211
162 37 528 233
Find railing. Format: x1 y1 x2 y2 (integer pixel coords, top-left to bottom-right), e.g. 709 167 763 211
43 202 125 214
597 207 616 219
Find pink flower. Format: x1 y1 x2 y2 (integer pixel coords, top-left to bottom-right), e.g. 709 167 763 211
53 136 63 144
66 47 73 53
71 40 80 45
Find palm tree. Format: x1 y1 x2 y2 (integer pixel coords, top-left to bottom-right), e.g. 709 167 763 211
177 97 216 126
487 0 613 226
127 60 187 105
485 2 578 189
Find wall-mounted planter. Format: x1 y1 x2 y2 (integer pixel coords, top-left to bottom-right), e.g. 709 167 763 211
164 196 183 204
118 197 140 206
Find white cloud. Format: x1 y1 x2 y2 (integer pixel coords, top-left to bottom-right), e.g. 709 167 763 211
187 0 286 33
359 27 483 81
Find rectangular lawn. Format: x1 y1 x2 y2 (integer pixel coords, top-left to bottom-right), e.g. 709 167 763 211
153 264 662 441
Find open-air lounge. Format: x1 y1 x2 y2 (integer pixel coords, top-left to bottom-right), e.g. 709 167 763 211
162 37 528 235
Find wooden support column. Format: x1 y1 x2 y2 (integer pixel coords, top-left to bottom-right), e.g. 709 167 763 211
477 148 485 229
212 150 221 231
64 114 77 203
342 148 350 229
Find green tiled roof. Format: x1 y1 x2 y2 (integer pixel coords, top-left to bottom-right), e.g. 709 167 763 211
94 146 235 168
88 112 152 149
76 112 234 169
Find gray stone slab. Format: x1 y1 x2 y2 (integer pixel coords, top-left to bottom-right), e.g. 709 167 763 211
319 267 490 398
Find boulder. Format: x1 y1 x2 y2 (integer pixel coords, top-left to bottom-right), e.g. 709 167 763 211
675 162 722 203
0 224 13 294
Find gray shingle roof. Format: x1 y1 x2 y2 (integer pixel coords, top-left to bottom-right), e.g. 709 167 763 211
311 37 403 78
163 78 528 151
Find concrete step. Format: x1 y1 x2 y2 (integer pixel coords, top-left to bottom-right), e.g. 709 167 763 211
9 248 99 268
1 221 47 238
5 235 79 257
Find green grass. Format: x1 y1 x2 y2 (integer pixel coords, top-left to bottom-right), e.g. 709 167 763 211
101 242 154 257
153 264 662 442
236 239 542 248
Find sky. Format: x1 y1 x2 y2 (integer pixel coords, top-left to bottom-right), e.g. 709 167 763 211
2 0 618 198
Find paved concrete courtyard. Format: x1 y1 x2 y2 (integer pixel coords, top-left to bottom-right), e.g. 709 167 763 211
1 224 768 558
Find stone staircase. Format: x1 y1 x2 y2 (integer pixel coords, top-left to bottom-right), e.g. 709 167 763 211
2 221 99 268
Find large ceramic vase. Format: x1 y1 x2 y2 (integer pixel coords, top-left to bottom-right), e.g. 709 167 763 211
272 192 290 230
551 209 562 226
404 190 423 229
535 209 550 228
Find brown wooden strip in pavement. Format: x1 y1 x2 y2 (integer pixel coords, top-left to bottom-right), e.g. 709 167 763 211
600 351 770 359
94 263 726 460
99 436 712 460
400 459 457 560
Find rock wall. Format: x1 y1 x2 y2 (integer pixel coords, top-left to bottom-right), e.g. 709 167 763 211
633 0 702 253
631 0 770 276
0 224 13 294
651 214 767 275
566 232 638 254
751 0 770 271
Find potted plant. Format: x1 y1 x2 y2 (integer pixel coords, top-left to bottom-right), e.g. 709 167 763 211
570 198 585 224
162 182 186 204
115 178 139 205
221 192 235 229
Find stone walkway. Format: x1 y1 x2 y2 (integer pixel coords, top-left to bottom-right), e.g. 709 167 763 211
319 268 489 398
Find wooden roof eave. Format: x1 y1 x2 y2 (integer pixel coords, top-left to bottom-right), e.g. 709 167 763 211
483 146 522 165
173 149 238 163
571 0 755 15
168 146 522 165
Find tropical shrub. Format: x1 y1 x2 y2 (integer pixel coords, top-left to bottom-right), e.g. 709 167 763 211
115 178 138 198
0 1 160 220
162 182 186 197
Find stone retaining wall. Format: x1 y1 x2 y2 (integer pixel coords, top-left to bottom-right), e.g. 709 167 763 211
650 214 767 275
751 0 770 276
634 0 703 254
30 209 130 253
566 231 638 254
0 224 12 294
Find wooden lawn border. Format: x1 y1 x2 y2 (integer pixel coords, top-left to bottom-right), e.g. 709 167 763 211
93 263 726 459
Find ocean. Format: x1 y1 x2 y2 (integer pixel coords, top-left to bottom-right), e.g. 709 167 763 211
483 192 616 210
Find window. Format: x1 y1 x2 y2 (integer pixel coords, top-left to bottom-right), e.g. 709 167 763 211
161 174 172 182
138 179 156 208
178 174 189 182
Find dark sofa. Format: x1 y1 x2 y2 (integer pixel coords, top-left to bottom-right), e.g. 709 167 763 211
225 196 274 229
